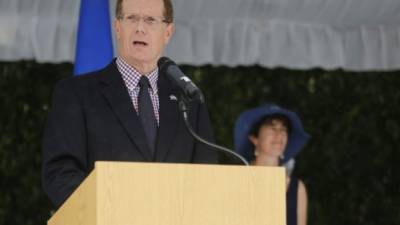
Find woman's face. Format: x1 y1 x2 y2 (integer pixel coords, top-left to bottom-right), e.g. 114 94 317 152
249 119 288 158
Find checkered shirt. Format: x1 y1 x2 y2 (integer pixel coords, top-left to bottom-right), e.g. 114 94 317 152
116 57 160 125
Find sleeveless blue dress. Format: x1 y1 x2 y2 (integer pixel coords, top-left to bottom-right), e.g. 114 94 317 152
286 176 298 225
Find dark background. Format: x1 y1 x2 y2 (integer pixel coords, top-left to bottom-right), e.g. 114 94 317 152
0 61 399 225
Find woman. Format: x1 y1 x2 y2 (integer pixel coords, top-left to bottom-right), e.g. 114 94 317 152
234 103 310 225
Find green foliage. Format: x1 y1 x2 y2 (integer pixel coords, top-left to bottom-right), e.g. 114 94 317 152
184 66 400 225
0 61 399 225
0 61 71 225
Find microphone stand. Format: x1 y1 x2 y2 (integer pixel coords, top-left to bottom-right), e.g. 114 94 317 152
178 95 249 166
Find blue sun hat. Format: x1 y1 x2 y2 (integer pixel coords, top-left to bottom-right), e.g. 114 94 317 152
234 103 310 164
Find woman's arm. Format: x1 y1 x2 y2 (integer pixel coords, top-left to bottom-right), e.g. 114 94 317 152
297 179 308 225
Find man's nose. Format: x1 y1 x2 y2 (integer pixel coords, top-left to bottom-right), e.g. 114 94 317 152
135 19 146 33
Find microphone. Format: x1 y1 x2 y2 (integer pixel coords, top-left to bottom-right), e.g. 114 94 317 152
158 57 204 103
158 57 249 166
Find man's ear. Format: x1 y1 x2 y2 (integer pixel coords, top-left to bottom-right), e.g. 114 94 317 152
114 19 121 39
164 23 174 44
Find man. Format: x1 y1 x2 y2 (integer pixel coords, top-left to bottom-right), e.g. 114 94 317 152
42 0 217 209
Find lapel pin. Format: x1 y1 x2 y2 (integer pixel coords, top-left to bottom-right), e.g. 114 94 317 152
169 95 178 101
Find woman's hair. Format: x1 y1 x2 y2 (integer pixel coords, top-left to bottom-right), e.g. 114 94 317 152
249 114 291 137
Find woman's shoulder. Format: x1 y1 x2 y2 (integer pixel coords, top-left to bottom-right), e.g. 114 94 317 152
296 178 306 188
296 178 308 200
287 176 307 196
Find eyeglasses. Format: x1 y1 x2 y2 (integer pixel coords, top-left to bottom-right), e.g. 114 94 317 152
119 14 169 27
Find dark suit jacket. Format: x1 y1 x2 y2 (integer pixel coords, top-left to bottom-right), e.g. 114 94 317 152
42 60 217 208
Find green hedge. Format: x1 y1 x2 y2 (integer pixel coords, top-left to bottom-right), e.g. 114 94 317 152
0 61 399 225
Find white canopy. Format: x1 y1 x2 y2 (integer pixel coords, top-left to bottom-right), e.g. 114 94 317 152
1 0 400 71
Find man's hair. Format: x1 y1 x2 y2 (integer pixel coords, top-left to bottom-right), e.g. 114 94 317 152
116 0 174 23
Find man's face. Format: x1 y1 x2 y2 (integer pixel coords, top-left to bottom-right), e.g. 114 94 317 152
114 0 173 69
250 119 288 157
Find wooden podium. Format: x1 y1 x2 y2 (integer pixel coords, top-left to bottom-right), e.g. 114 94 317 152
48 161 286 225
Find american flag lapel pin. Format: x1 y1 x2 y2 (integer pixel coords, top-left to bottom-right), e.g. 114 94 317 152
169 95 178 101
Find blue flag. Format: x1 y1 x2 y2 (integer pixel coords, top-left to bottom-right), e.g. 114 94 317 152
74 0 114 75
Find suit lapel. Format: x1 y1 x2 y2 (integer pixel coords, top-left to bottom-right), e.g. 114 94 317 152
98 62 153 161
154 73 180 161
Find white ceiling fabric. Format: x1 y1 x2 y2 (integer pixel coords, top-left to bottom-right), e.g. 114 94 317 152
1 0 400 71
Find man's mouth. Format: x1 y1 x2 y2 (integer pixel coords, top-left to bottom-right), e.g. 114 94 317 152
133 41 148 46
